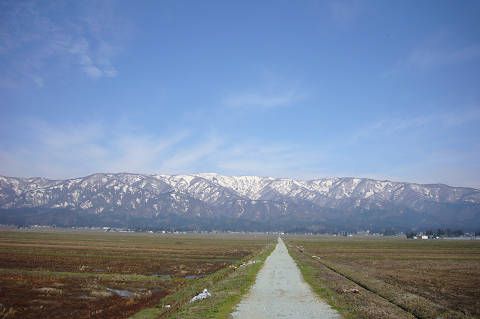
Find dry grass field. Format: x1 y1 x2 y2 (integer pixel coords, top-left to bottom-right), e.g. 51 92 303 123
286 236 480 319
0 230 267 319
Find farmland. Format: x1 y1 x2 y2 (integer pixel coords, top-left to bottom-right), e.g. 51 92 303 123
286 236 480 319
0 229 269 318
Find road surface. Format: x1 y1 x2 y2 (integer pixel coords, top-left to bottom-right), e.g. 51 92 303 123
231 237 340 319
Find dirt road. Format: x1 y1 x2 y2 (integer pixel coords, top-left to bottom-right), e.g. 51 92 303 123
231 238 340 319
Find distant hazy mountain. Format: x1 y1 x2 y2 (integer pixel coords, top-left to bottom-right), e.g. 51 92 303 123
1 173 479 232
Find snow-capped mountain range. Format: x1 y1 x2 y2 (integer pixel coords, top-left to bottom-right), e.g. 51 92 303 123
1 173 479 231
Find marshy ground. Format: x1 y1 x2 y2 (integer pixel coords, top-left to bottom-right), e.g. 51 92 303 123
0 230 267 318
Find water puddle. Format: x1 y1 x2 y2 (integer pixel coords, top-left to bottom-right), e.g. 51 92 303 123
185 274 205 279
106 288 134 298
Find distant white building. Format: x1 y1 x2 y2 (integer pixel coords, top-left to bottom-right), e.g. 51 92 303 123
421 235 428 240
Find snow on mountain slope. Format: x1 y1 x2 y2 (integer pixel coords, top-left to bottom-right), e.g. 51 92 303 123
154 174 240 204
0 173 189 214
194 173 274 199
0 173 479 230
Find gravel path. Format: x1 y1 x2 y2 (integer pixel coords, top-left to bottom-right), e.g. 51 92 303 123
231 238 340 319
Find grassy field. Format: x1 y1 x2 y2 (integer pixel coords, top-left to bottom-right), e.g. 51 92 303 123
0 229 270 319
286 236 480 319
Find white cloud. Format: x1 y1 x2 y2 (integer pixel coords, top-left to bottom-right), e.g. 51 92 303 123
2 109 478 187
0 1 123 86
385 35 480 77
83 66 103 78
110 132 190 173
328 0 361 28
407 44 480 69
214 142 322 178
0 121 189 178
351 108 480 142
0 120 325 180
223 90 304 109
31 75 44 87
160 137 223 172
70 37 119 78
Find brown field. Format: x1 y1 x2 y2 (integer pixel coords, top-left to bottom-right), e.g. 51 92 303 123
0 230 267 319
286 236 480 319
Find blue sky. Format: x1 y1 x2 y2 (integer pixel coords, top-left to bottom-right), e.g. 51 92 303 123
1 0 480 187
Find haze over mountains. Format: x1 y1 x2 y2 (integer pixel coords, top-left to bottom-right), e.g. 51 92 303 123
1 173 479 232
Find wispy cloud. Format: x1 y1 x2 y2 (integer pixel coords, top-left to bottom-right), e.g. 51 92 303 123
407 44 480 69
327 0 361 28
0 120 324 180
1 118 478 187
350 108 480 143
69 38 118 79
160 136 223 172
222 69 309 110
223 89 304 109
0 119 292 178
0 121 189 178
108 131 189 173
0 1 125 87
215 141 322 178
385 33 480 77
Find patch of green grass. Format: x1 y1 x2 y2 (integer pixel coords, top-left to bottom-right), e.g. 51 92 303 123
180 253 268 318
289 248 358 319
130 242 275 319
295 259 348 314
128 308 163 319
